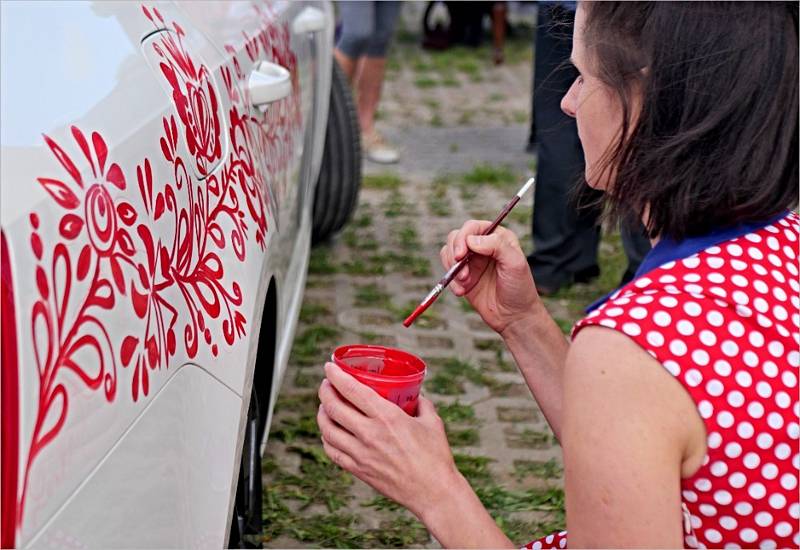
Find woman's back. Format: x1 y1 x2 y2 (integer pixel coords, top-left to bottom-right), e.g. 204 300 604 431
575 212 799 548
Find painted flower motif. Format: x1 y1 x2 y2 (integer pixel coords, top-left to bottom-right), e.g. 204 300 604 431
154 24 222 177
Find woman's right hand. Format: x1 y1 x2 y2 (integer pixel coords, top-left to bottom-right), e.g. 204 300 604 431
440 220 541 335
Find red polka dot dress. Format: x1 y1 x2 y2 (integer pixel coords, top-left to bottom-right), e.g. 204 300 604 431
524 211 799 549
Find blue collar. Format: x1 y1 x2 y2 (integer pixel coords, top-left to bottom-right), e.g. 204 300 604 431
586 211 791 313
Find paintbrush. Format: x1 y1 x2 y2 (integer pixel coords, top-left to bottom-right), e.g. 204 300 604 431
403 177 535 327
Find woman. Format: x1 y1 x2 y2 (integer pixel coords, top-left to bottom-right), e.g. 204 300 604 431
317 2 799 547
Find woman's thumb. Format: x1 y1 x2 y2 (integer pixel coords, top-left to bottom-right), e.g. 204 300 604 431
416 395 438 419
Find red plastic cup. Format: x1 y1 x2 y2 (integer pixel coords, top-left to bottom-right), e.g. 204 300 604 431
331 344 427 415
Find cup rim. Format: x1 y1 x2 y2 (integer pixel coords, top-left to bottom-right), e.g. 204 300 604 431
331 344 426 384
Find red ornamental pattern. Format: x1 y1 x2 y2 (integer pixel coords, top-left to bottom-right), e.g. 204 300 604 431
17 4 302 530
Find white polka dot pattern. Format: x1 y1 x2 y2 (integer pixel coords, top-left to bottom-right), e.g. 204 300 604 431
566 212 800 549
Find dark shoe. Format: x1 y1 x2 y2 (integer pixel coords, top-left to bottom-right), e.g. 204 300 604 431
574 265 600 284
527 258 600 296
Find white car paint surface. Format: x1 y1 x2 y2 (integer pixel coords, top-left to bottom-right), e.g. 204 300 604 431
0 1 334 547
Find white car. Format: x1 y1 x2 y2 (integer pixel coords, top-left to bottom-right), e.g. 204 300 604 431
0 1 360 547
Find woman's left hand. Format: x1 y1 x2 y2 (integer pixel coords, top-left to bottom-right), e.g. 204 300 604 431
317 362 459 519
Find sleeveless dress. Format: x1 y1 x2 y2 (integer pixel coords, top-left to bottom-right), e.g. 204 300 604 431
524 211 800 549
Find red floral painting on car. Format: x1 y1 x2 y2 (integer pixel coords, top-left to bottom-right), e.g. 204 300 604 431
13 3 303 532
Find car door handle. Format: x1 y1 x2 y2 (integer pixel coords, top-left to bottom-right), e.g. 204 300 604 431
248 61 291 107
292 6 327 34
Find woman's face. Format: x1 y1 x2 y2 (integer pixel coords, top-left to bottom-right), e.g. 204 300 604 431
562 5 630 190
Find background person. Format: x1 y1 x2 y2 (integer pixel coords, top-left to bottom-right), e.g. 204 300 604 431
335 1 402 164
526 1 651 296
317 1 799 547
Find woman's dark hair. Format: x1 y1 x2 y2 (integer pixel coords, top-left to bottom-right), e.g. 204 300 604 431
581 1 798 241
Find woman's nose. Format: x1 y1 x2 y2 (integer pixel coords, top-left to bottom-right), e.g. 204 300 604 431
561 78 578 118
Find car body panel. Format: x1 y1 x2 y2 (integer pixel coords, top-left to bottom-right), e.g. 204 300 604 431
0 1 332 546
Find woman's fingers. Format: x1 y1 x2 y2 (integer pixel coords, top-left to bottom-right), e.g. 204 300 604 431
455 220 492 258
318 379 369 438
466 231 525 269
324 362 392 419
317 404 361 457
321 437 359 474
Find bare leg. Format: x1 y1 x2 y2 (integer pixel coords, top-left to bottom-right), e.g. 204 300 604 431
492 2 507 65
355 56 387 136
334 48 358 82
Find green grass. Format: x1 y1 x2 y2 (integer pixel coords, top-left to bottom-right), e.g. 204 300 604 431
429 113 444 127
488 92 507 103
447 427 480 447
513 458 563 481
428 174 453 217
423 97 440 110
455 58 481 76
342 251 430 278
353 212 373 228
396 224 420 250
474 338 503 353
382 189 413 218
505 428 557 449
457 110 474 125
512 109 529 124
309 246 337 274
454 453 494 486
343 227 380 251
463 163 517 187
414 76 438 89
442 74 461 87
293 368 323 388
508 205 533 226
354 283 393 309
363 173 403 190
437 401 478 424
290 324 340 366
425 357 500 395
299 301 331 324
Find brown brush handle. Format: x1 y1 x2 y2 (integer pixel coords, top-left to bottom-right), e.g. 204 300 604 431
439 194 521 288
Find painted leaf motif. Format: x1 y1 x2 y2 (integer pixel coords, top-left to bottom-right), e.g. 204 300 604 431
58 214 84 240
117 202 137 226
91 132 108 173
106 163 126 190
77 245 92 281
120 335 139 367
37 178 80 209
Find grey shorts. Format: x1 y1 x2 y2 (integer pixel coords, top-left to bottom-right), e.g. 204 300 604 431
336 1 401 58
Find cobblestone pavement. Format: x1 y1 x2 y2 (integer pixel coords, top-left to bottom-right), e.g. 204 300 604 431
262 11 628 548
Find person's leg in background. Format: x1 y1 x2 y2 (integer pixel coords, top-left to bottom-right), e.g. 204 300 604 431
335 1 401 164
334 1 374 81
528 4 602 295
356 0 401 164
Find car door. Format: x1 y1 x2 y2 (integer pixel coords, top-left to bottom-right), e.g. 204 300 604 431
0 1 282 547
173 0 334 432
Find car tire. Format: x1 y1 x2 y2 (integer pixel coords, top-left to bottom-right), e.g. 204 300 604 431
311 59 361 244
228 387 262 549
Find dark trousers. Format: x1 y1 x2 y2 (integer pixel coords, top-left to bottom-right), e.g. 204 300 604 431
528 5 650 289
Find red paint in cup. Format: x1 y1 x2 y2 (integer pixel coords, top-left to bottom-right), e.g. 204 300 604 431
331 344 426 415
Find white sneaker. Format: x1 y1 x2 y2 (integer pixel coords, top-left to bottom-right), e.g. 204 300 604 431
363 131 399 164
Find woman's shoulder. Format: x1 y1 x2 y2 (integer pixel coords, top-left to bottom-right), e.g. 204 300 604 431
574 211 799 383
